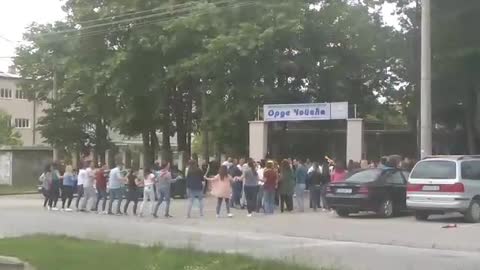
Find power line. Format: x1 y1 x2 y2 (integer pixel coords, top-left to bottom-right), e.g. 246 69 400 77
71 1 197 25
34 1 258 42
0 35 18 44
35 0 237 38
78 1 258 40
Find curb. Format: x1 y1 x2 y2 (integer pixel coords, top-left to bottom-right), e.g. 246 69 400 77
0 192 38 196
0 256 35 270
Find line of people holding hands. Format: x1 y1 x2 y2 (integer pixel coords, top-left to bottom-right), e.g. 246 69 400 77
39 156 344 218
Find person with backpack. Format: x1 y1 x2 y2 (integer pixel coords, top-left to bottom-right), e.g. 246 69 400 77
48 163 62 211
153 161 178 218
40 164 52 209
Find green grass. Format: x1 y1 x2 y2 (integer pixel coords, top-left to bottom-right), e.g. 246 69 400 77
0 235 320 270
0 185 37 195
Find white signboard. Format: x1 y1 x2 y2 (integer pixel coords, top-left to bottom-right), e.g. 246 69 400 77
330 102 349 120
263 102 348 122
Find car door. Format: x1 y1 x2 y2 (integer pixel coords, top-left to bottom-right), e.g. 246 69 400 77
384 170 408 210
460 160 480 201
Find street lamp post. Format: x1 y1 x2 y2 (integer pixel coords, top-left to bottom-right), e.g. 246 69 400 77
420 0 432 158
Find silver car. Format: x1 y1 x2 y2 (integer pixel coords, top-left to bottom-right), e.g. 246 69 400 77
407 156 480 223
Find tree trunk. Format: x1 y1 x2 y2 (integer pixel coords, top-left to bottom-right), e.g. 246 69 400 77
142 131 154 168
161 129 172 162
150 129 159 162
94 119 108 166
203 129 210 163
175 95 188 155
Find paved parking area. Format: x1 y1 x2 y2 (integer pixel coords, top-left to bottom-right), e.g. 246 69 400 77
1 195 480 270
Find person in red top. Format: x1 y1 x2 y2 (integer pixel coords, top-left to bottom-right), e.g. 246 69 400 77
331 160 347 183
262 161 278 214
93 164 109 213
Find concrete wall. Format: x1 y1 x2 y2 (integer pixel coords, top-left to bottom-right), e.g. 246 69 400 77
0 148 52 187
249 121 268 161
346 119 364 163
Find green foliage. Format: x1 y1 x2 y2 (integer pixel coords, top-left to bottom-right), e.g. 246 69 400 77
0 110 22 146
15 0 410 160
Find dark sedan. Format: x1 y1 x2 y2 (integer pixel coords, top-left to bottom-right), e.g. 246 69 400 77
326 168 410 218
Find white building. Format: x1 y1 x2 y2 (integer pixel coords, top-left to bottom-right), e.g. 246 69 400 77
0 71 47 146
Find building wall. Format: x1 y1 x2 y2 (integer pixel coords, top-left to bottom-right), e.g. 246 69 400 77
0 76 47 146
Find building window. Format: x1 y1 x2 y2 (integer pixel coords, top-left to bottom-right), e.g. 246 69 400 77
15 90 27 99
0 88 12 98
14 118 30 128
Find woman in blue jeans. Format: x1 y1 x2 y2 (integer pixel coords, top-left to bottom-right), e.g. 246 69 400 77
186 161 205 218
262 161 278 214
240 159 259 217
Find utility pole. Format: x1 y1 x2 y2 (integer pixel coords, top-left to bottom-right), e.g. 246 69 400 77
52 66 59 161
420 0 432 158
201 89 209 164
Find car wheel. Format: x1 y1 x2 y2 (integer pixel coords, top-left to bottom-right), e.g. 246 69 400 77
336 209 350 217
378 199 394 218
414 211 430 221
464 200 480 223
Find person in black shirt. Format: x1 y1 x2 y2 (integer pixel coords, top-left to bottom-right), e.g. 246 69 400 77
186 160 205 218
320 162 331 210
308 162 323 211
228 159 242 208
124 169 139 215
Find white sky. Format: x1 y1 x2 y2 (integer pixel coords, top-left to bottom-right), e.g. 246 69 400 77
0 1 399 73
0 0 66 72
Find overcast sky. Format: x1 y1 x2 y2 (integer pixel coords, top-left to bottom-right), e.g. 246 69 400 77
0 0 399 73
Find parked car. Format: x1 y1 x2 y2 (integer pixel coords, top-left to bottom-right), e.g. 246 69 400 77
407 156 480 223
326 168 409 218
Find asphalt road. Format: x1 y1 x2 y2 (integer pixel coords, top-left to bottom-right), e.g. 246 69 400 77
1 195 480 270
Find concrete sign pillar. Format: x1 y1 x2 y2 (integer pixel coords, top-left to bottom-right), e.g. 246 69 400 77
249 121 268 161
346 118 364 163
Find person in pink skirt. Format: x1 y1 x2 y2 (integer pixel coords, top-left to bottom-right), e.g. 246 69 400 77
205 165 234 218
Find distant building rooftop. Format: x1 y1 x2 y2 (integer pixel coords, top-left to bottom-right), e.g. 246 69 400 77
0 71 20 79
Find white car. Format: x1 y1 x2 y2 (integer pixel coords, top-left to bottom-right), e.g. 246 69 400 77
407 156 480 223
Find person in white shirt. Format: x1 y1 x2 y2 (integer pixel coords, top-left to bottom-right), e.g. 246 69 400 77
75 163 88 210
108 161 126 215
139 168 156 217
222 157 233 169
256 160 266 212
80 162 97 211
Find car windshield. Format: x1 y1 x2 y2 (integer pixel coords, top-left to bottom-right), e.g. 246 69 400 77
410 160 457 179
345 169 382 183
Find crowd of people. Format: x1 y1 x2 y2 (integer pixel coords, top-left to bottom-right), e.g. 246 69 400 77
38 155 414 218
